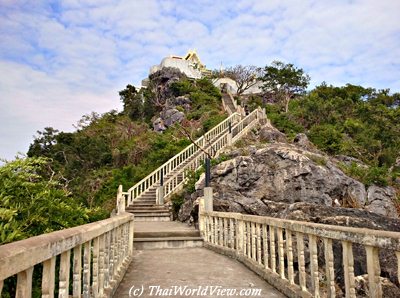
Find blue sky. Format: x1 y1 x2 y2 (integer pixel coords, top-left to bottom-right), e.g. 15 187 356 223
0 0 399 161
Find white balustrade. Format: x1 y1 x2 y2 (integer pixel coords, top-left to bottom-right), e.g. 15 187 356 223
125 112 242 205
200 211 400 298
0 213 134 298
161 109 263 201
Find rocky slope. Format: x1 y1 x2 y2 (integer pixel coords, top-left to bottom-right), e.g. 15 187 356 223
177 122 400 295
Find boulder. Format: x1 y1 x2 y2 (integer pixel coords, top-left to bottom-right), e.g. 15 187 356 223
293 133 312 149
161 108 185 127
153 117 166 132
167 96 192 111
355 275 400 297
365 186 398 218
259 125 287 143
148 67 186 105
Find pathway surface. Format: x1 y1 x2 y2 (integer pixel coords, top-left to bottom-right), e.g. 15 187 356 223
134 221 199 236
115 248 285 298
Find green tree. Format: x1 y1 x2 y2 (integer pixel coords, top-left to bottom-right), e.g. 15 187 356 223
27 127 59 157
0 157 92 245
261 61 310 112
119 84 143 120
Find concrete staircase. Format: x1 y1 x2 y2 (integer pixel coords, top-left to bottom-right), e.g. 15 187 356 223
133 221 203 250
125 188 171 221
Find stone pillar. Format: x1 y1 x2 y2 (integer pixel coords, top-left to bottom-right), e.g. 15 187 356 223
117 185 125 214
198 198 205 236
204 187 213 212
156 186 164 205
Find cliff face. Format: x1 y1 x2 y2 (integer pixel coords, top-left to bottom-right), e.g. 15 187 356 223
179 135 398 224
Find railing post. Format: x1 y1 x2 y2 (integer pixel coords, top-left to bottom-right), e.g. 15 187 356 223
157 170 164 205
199 198 205 237
204 158 213 211
16 267 33 298
237 217 244 256
116 185 125 214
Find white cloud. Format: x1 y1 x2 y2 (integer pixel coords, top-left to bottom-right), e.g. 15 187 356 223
0 0 399 160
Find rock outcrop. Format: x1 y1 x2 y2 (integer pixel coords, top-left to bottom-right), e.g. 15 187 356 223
149 68 191 132
185 143 397 218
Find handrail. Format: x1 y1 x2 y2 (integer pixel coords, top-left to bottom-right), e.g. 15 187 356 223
0 213 134 297
127 112 241 204
200 210 400 298
162 108 263 200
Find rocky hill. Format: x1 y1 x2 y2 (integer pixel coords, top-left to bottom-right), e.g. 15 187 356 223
176 121 400 295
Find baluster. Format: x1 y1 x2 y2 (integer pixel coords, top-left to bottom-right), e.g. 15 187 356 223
83 241 91 298
129 220 134 255
309 235 320 297
251 222 256 261
16 267 34 298
219 218 223 246
277 228 285 279
99 234 105 296
214 217 218 245
104 232 110 291
204 216 208 242
116 226 122 269
73 245 82 297
42 257 56 298
237 219 244 254
59 250 71 298
296 232 306 291
324 238 335 297
263 224 269 269
210 217 215 244
92 237 100 296
223 218 228 247
342 241 356 298
229 219 234 249
246 222 251 258
365 246 382 298
286 231 294 285
257 223 262 265
242 221 247 256
270 226 276 273
215 217 220 245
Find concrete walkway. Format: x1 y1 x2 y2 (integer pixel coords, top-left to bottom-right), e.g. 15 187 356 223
134 221 199 237
115 248 285 298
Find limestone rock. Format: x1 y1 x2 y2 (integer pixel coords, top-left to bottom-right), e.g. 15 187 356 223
259 125 287 143
148 67 186 105
355 274 400 297
161 108 185 127
168 96 192 111
153 117 166 132
365 186 398 218
293 133 312 149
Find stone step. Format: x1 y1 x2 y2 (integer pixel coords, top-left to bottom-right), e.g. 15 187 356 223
132 199 156 203
137 194 157 199
127 206 168 211
130 210 170 214
133 214 171 222
133 237 203 250
135 230 200 238
129 204 157 208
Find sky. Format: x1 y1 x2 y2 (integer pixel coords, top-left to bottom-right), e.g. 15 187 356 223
0 0 399 161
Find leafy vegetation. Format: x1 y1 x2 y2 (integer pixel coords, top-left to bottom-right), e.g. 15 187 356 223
253 82 400 187
0 75 226 247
